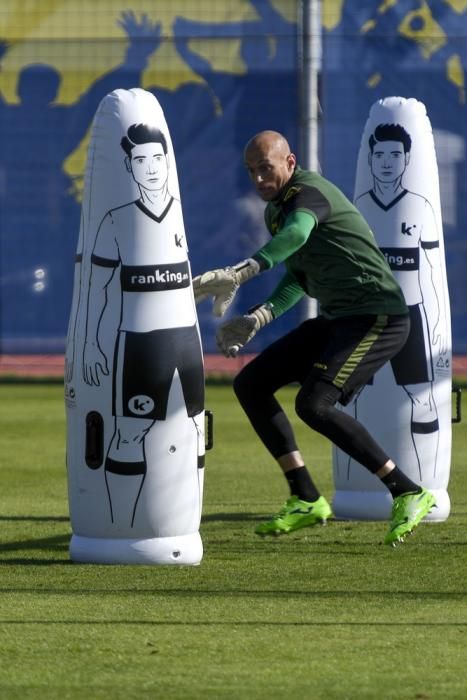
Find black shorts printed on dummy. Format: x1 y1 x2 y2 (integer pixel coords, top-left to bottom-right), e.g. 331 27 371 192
113 325 204 420
366 305 431 387
304 313 410 406
391 304 433 384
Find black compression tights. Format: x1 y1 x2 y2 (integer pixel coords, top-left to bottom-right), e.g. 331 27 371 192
233 371 389 474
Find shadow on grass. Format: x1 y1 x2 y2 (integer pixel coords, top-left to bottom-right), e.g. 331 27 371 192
0 618 466 626
0 515 69 523
1 514 71 564
1 533 69 554
202 513 352 524
0 585 465 598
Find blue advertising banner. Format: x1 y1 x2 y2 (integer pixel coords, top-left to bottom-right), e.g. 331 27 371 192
0 1 466 355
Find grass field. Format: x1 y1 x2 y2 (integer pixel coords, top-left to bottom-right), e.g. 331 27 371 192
1 382 466 699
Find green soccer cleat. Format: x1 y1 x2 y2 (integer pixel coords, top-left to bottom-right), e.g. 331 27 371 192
255 495 332 536
384 488 436 546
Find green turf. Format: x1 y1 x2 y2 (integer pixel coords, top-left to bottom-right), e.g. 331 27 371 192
1 383 466 699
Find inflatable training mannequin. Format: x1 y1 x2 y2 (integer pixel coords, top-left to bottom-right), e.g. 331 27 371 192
333 97 452 521
65 88 207 564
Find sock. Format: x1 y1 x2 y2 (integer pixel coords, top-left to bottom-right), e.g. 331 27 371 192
380 466 422 498
285 466 320 502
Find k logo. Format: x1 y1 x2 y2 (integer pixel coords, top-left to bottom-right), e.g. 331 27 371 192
128 395 155 416
401 222 414 236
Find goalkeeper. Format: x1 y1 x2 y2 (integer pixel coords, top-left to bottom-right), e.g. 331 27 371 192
193 130 436 545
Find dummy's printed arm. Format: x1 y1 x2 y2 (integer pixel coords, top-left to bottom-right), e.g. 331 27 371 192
424 246 448 355
82 264 115 386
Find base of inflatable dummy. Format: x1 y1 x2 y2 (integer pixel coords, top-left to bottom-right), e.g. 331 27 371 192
332 489 450 522
70 532 203 565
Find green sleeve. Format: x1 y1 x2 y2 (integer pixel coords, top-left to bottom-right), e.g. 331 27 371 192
253 210 316 270
264 271 306 318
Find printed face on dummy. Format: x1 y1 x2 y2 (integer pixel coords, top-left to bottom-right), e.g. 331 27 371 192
369 140 409 183
129 142 169 191
245 147 296 201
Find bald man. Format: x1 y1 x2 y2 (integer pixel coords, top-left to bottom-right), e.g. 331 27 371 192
193 130 436 546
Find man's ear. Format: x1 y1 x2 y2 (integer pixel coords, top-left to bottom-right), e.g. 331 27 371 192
287 153 297 171
405 152 410 167
124 156 131 173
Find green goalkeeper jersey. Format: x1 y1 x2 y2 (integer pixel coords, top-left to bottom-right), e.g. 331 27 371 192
252 166 408 319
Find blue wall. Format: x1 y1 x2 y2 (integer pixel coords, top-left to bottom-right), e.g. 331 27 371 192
0 1 466 354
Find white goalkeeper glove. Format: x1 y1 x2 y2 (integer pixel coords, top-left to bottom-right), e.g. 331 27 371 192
216 303 274 357
193 258 260 317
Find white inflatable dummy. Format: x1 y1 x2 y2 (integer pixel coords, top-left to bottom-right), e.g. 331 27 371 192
64 88 207 563
333 97 452 521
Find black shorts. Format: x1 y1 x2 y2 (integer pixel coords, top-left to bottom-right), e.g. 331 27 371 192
252 313 410 406
113 325 204 420
390 304 433 384
365 305 432 386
